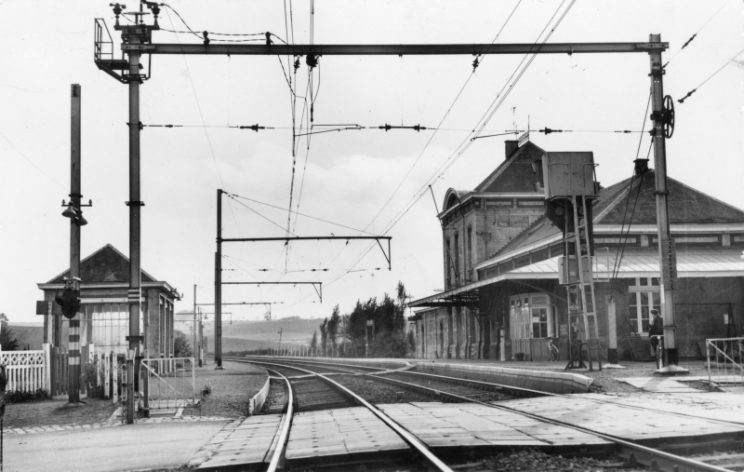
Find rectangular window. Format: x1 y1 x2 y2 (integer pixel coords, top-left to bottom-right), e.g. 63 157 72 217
466 227 473 280
509 294 552 340
628 277 661 335
88 303 129 355
454 233 460 285
532 307 548 338
445 239 451 287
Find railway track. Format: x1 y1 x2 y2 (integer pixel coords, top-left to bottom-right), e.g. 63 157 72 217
244 358 455 472
231 356 744 471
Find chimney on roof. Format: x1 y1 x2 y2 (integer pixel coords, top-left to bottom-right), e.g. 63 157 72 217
633 158 649 176
505 140 519 160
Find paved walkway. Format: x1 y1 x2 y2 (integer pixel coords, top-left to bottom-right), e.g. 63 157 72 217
3 419 232 472
4 358 737 471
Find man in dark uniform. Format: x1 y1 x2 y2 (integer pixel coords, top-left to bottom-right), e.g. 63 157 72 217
649 309 664 355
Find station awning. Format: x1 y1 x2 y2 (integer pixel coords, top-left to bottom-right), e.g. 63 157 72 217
410 248 744 308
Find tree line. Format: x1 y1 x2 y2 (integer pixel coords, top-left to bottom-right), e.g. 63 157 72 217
308 281 415 357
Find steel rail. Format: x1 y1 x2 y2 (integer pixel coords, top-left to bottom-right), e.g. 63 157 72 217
366 373 731 472
245 356 411 373
277 360 744 429
389 369 744 429
245 359 454 472
243 357 736 471
265 369 293 472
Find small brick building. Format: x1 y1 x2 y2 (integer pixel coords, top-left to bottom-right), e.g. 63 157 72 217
37 244 180 358
411 139 744 361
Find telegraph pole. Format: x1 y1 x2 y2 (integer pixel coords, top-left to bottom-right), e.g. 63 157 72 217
214 189 223 369
193 284 199 366
67 84 83 404
648 34 684 373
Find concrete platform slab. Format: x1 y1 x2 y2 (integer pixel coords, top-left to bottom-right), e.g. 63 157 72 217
378 402 609 448
285 407 408 461
618 377 701 392
498 394 744 443
197 414 282 471
581 391 744 424
5 420 230 472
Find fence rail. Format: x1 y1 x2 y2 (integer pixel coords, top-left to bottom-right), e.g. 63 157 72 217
1 349 49 393
706 337 744 386
141 357 197 411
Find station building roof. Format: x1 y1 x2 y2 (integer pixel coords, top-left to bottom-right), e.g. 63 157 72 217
38 244 178 297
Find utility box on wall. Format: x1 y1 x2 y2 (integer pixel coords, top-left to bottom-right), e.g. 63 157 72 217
557 255 593 285
542 152 596 199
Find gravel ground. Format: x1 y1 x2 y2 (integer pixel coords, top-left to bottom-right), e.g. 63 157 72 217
333 374 438 404
3 397 118 428
5 360 268 428
450 450 648 472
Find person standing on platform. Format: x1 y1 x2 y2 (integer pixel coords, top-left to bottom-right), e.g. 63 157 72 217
649 309 664 356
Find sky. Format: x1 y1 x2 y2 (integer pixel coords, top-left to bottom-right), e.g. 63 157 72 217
1 1 743 326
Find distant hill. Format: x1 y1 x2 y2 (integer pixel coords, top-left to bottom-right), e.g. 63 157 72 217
202 316 323 353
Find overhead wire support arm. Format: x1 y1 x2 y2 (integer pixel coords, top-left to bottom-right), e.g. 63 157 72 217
219 235 393 270
123 41 668 56
220 235 391 242
221 281 323 302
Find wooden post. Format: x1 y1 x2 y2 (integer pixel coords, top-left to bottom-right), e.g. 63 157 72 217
43 344 52 395
607 296 618 364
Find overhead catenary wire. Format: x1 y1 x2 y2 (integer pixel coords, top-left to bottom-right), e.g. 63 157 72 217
361 0 526 234
162 7 243 234
160 3 284 43
139 122 645 135
385 1 575 235
663 0 733 69
611 139 654 281
336 0 575 283
677 45 744 104
227 193 298 236
228 192 376 235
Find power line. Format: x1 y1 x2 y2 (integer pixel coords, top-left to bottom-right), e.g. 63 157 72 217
163 8 241 234
361 0 526 234
226 193 298 236
611 139 654 280
663 0 733 69
392 0 576 228
634 93 652 161
228 192 375 235
334 0 577 283
160 3 281 43
0 130 63 188
677 45 744 104
139 122 645 135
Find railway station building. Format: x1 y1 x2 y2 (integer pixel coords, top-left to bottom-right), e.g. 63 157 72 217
410 139 744 362
37 244 180 359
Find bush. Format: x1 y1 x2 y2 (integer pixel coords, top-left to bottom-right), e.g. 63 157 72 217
4 389 49 403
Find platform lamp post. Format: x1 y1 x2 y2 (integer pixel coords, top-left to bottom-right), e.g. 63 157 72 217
59 84 92 404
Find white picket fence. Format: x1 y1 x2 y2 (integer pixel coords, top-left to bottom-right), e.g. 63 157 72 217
0 346 51 393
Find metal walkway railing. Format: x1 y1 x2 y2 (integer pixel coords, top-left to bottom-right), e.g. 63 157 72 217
706 337 744 386
141 357 198 412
